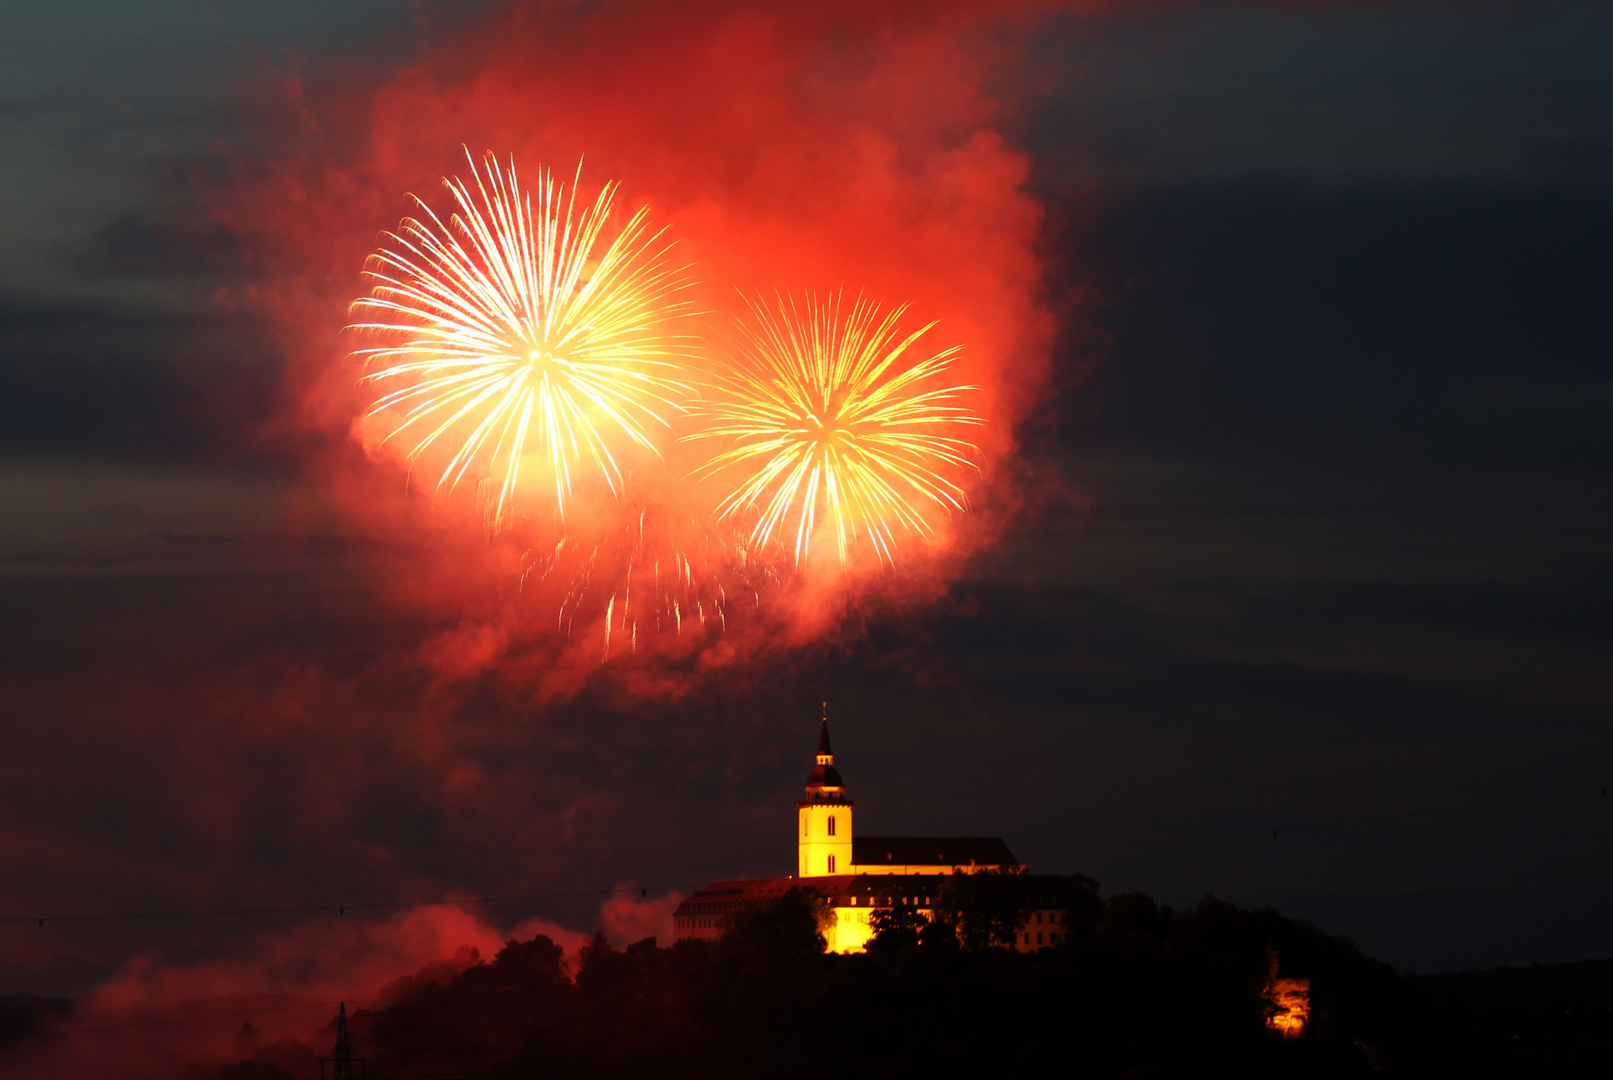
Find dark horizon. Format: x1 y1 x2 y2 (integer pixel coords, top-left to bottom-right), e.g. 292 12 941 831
1 0 1610 1024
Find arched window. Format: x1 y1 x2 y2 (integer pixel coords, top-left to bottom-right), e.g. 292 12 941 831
827 816 836 836
827 854 836 873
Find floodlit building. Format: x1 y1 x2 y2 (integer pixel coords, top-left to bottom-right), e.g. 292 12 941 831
673 714 1071 953
1263 949 1311 1037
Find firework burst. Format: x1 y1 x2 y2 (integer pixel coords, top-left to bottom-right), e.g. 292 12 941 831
348 151 692 529
688 293 984 567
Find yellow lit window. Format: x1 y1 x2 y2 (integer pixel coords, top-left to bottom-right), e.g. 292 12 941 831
827 854 836 873
827 816 836 836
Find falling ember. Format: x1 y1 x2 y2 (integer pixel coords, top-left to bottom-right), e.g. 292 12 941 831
688 293 984 567
348 150 692 530
518 495 769 660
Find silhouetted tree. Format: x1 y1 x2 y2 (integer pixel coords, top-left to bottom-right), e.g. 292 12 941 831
935 867 1028 949
177 889 1605 1080
867 903 927 952
724 886 831 965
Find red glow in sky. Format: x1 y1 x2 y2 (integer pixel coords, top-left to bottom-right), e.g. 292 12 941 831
219 0 1059 697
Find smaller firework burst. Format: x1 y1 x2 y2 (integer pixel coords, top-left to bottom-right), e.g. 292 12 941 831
518 496 774 660
348 150 692 530
688 293 984 567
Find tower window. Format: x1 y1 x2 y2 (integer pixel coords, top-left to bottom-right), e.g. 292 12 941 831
827 816 836 836
827 854 836 873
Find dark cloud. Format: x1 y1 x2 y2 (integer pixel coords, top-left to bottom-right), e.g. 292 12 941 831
1049 181 1613 471
1025 1 1613 187
0 295 293 464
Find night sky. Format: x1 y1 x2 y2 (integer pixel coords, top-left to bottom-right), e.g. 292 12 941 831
2 0 1611 1016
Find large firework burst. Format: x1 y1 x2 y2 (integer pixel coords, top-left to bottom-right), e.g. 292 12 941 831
688 293 984 566
348 151 691 529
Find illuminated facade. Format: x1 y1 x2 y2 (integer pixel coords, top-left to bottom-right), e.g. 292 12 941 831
1263 949 1311 1037
673 715 1068 953
798 719 852 878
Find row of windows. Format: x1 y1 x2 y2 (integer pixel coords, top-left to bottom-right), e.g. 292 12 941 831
802 814 841 837
682 915 1064 941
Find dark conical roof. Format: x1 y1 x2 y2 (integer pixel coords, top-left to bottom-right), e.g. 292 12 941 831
806 761 844 788
803 715 848 799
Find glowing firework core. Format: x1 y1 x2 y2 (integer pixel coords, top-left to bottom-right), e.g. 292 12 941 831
691 294 984 567
348 155 987 657
349 151 690 529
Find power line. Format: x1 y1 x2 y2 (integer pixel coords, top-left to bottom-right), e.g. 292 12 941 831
6 783 1608 928
1024 783 1610 860
41 998 544 1078
46 999 339 1036
2 884 693 929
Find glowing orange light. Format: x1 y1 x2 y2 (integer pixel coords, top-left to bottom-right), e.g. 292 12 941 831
348 151 691 530
688 293 983 567
1263 951 1310 1037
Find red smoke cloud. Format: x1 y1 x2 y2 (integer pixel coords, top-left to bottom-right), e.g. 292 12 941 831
0 894 683 1080
215 0 1064 696
0 7 1081 1073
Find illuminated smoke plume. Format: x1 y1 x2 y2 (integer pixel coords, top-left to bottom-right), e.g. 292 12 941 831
223 0 1058 688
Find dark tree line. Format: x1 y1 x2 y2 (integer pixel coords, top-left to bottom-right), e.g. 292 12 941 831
179 881 1609 1079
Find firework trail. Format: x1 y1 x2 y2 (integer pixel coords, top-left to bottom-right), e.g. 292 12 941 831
348 151 692 529
688 293 984 567
519 498 775 659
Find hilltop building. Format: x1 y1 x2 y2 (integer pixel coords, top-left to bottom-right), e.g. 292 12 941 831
673 714 1070 953
1263 949 1312 1037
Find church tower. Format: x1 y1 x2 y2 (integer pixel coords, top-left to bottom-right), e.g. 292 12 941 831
797 706 853 877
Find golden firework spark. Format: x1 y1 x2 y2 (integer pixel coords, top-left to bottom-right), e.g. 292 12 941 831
688 293 984 566
348 151 691 528
519 500 771 659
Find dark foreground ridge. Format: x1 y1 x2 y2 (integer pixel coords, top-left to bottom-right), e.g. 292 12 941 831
22 882 1613 1080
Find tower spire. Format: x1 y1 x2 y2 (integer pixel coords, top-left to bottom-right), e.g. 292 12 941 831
798 707 852 877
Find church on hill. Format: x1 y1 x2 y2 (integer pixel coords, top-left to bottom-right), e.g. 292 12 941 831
673 714 1070 953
